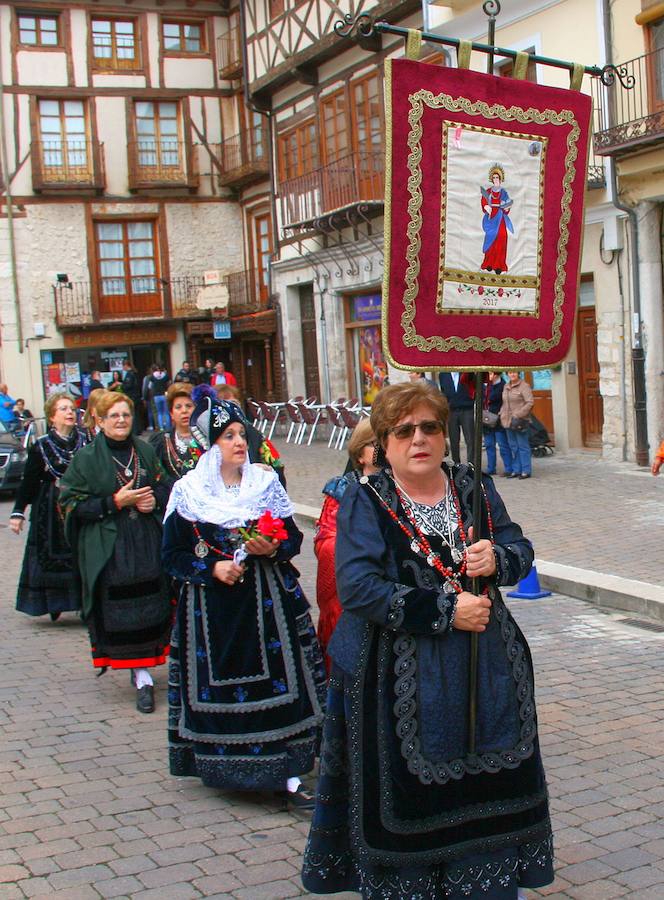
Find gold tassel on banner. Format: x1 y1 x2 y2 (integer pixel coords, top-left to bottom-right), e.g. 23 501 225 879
457 40 472 70
405 29 422 60
512 51 530 80
570 62 584 91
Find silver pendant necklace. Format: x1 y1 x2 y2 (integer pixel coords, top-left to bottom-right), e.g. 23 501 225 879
111 448 135 478
395 478 464 564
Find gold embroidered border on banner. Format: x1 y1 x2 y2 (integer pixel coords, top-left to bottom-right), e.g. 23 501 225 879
436 120 546 316
400 89 581 353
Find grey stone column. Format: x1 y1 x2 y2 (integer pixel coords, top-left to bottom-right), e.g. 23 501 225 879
636 201 664 456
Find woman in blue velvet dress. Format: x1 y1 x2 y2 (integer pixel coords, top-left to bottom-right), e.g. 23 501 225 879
302 381 553 899
162 395 326 808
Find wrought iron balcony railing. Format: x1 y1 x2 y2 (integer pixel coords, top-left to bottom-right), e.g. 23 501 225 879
31 139 106 193
127 140 199 191
53 272 264 328
217 26 242 79
592 48 664 156
278 149 384 229
216 124 269 188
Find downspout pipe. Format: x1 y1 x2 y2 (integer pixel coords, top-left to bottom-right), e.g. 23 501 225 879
238 1 287 397
602 0 649 465
0 37 24 356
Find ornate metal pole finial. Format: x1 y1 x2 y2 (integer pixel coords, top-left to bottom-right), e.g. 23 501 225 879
600 64 636 89
334 13 375 39
482 0 502 17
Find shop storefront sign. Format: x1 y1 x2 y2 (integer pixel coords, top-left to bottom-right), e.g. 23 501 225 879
64 325 177 348
353 294 382 322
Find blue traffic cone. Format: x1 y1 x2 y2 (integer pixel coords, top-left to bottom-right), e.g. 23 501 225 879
506 566 551 600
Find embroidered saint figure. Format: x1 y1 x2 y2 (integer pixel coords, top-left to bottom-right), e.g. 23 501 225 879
480 164 514 274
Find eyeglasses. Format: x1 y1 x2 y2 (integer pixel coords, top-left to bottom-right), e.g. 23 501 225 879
388 420 444 441
106 412 132 421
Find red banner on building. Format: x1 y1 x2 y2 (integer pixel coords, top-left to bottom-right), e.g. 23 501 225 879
382 58 592 371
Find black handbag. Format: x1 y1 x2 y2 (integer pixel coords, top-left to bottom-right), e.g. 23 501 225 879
510 416 529 432
482 409 499 428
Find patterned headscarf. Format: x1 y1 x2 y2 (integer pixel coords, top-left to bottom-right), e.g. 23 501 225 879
189 388 249 451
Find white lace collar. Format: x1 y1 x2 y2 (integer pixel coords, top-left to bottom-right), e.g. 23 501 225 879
164 443 293 528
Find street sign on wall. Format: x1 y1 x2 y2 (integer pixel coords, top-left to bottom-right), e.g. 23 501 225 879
213 320 231 340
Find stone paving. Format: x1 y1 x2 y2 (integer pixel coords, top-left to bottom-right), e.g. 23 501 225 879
1 437 664 898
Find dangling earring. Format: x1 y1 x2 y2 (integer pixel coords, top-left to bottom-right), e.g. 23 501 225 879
372 443 386 468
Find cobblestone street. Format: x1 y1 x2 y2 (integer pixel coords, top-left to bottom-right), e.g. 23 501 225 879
2 441 664 898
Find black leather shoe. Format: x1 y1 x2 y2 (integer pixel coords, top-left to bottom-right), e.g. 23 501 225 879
136 685 155 713
519 473 532 479
503 472 516 478
276 786 315 811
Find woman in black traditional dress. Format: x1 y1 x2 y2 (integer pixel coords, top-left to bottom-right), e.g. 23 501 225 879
302 381 553 900
59 392 172 714
149 383 202 488
162 394 326 808
10 392 88 621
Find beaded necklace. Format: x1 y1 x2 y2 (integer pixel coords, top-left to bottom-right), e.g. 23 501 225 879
192 523 234 560
38 428 86 480
164 432 201 478
360 473 495 595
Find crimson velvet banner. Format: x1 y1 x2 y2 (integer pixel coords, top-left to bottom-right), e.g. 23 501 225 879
382 58 592 371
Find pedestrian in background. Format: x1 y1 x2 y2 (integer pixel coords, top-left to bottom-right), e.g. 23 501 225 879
483 371 512 477
408 370 437 389
10 393 88 621
438 371 475 464
89 371 104 392
500 371 534 480
174 360 199 385
652 440 664 475
121 360 142 433
201 358 215 382
0 383 19 432
142 365 156 431
210 361 237 387
314 418 379 674
60 392 172 714
108 371 124 393
149 365 171 431
13 399 34 428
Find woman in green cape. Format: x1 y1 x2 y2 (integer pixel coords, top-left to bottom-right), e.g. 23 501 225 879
59 391 172 714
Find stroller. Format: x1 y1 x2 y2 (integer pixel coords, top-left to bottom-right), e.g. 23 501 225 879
527 414 554 457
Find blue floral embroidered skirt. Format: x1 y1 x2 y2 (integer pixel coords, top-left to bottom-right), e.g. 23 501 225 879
168 559 326 791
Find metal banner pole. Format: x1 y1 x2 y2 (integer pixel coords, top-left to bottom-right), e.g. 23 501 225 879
467 0 499 756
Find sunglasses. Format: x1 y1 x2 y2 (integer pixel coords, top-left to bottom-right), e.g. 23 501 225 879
388 420 444 440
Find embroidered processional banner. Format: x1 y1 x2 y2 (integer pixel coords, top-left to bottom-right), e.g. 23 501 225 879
382 58 592 370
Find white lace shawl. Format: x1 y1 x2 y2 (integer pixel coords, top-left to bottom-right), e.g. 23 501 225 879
163 443 293 528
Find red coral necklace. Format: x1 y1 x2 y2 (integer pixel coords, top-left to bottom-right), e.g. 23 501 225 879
360 475 466 594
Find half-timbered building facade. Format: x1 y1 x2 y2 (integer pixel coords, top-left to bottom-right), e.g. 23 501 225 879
0 0 282 408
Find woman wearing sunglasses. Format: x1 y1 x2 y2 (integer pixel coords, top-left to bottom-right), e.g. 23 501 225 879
303 381 553 900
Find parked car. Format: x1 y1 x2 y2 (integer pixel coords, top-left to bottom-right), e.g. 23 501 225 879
0 421 28 493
